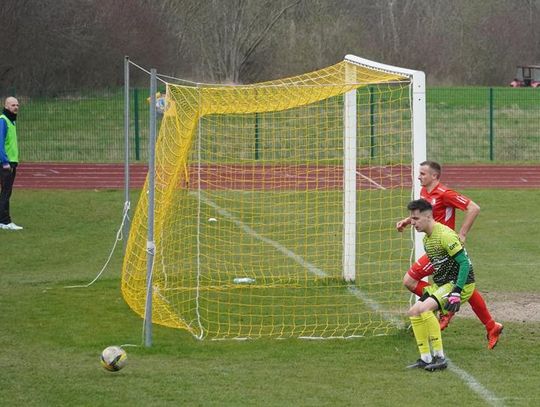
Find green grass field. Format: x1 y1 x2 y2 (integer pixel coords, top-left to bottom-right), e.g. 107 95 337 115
1 188 539 406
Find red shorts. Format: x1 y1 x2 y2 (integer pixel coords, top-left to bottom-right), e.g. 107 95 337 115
406 254 434 280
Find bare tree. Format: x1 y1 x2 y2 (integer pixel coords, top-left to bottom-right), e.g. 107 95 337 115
0 0 173 94
3 0 540 91
161 0 303 83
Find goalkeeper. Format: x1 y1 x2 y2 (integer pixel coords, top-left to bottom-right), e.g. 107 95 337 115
405 199 476 372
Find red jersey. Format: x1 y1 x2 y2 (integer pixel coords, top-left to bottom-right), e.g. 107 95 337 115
420 182 470 230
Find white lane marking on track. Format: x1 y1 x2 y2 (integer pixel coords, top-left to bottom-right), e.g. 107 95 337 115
356 170 386 190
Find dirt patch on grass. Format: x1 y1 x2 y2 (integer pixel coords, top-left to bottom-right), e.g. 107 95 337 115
458 292 540 323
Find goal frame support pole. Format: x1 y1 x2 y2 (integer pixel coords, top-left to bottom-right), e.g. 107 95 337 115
123 56 131 252
144 68 158 347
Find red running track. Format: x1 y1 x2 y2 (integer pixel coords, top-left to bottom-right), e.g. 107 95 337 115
14 163 540 190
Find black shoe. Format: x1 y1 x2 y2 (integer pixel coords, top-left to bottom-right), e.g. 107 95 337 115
424 356 448 371
406 358 429 369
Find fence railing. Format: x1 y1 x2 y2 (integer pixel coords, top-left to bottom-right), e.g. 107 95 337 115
4 87 540 164
12 88 149 163
427 87 540 163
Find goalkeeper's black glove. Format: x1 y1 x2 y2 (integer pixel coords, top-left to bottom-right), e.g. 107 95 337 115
444 287 462 313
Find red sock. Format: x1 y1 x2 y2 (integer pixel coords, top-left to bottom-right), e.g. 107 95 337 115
413 280 430 297
469 290 495 330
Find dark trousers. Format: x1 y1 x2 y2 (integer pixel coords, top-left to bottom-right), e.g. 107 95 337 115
0 163 17 224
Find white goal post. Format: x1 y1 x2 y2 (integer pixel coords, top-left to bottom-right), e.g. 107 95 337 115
342 55 426 282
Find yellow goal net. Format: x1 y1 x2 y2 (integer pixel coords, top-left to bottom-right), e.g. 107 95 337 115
122 55 426 339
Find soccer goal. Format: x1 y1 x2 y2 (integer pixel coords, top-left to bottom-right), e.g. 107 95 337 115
122 55 426 340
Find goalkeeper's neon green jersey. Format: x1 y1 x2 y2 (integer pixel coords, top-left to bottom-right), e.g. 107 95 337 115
423 222 475 286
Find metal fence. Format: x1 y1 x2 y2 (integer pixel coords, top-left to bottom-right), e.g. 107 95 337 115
12 88 149 163
4 87 540 164
427 87 540 163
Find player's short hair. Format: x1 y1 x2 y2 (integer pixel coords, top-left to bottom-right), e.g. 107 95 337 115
407 199 432 213
420 160 441 178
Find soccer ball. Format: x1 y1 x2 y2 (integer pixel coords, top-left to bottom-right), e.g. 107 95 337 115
100 346 127 372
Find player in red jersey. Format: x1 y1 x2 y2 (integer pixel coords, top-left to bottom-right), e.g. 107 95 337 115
396 161 503 349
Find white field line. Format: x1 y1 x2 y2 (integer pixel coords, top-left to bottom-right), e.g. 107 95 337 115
195 192 324 279
194 190 504 406
447 360 505 407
